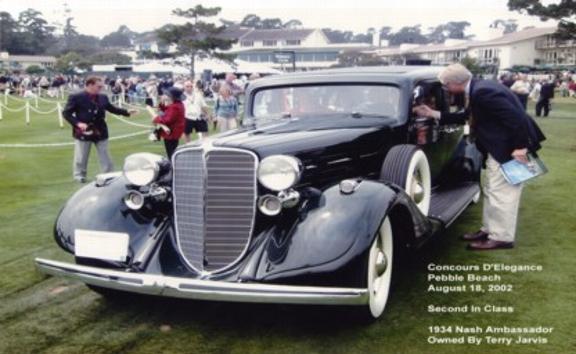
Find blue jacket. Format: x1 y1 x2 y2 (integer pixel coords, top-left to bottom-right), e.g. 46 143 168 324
441 80 546 164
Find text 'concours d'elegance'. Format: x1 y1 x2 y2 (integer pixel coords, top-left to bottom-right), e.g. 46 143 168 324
0 1 575 354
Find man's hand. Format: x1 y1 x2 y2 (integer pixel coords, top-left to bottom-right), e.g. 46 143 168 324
128 108 139 116
77 122 88 132
413 105 441 119
511 148 529 164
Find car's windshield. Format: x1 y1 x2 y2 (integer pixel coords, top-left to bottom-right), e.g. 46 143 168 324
251 84 401 123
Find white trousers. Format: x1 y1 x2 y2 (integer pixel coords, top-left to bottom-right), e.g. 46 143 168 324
73 139 114 180
481 155 524 243
217 116 238 132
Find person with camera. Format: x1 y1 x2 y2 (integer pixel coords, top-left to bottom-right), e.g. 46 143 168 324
151 87 186 159
63 76 138 183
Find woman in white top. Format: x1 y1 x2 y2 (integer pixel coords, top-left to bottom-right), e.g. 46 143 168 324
183 80 209 143
510 74 531 110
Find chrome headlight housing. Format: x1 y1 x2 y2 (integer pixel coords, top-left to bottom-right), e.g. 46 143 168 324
257 155 302 191
123 153 166 186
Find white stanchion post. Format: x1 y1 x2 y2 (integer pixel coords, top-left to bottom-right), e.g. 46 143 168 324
35 92 39 108
25 102 30 125
57 102 64 128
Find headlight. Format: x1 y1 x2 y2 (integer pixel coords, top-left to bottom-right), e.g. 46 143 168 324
257 155 302 191
123 153 165 186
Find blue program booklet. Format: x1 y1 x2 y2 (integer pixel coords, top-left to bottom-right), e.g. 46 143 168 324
500 154 548 185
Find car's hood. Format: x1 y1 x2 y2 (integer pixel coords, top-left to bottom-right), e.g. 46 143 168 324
212 116 392 158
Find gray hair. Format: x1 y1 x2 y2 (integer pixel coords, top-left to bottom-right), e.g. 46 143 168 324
438 64 472 85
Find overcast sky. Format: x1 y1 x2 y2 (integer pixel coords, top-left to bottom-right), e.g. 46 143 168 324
0 0 556 39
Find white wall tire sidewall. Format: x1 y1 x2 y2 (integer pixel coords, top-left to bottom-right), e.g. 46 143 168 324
404 150 431 216
367 217 393 319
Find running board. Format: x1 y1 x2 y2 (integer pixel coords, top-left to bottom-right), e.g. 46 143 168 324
429 182 480 227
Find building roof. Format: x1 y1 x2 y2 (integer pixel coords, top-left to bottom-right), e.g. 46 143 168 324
468 27 557 47
374 26 558 57
241 28 315 41
0 55 56 63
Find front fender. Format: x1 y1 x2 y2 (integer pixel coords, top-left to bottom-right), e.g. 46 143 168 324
54 176 168 265
253 180 430 287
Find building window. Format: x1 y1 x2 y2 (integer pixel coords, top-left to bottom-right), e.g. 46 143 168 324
241 41 254 47
263 40 277 47
285 40 301 46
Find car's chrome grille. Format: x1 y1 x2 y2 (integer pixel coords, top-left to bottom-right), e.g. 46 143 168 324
173 148 257 273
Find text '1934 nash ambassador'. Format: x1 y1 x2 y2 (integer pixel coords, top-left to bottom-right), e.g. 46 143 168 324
36 66 483 320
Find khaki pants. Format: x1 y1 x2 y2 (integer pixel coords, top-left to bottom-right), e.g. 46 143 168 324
217 116 238 132
73 139 114 180
481 154 524 243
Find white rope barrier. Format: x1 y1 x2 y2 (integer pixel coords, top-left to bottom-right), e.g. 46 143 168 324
110 114 152 128
29 105 59 115
0 102 28 112
0 130 150 149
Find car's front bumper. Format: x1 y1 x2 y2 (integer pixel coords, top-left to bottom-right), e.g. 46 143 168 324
35 258 368 305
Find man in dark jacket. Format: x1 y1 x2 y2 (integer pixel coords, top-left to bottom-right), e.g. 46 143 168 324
63 76 137 183
414 64 545 251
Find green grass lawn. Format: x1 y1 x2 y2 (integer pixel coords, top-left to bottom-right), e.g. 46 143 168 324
0 94 575 354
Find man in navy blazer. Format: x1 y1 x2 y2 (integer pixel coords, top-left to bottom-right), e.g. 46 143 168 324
414 64 545 250
63 76 137 183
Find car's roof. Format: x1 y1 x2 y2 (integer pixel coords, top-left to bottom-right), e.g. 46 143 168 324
250 65 443 89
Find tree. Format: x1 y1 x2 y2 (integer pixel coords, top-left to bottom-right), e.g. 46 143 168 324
156 5 236 77
427 21 472 43
283 19 303 29
508 0 576 39
25 65 45 74
0 12 19 52
240 14 261 28
333 51 386 67
101 26 133 48
322 28 355 43
490 19 518 34
89 52 132 65
16 9 56 54
379 26 393 40
459 56 482 75
55 52 91 73
388 26 429 46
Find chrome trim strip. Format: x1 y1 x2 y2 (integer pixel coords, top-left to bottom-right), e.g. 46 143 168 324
172 142 259 275
35 258 368 305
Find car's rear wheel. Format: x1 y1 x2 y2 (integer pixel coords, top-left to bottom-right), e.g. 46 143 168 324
380 145 431 216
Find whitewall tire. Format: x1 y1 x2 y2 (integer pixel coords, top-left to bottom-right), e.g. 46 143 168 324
367 217 394 319
380 145 432 216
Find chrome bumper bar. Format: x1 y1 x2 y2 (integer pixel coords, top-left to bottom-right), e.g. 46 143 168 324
35 258 368 305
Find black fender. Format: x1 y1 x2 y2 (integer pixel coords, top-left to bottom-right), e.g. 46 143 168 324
250 179 433 288
54 176 168 267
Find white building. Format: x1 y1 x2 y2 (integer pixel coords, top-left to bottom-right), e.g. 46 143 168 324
373 27 565 69
0 52 57 71
222 27 372 71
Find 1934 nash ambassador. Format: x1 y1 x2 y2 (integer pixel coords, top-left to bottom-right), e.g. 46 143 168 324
36 66 483 320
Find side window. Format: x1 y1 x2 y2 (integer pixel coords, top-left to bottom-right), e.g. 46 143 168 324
412 81 447 117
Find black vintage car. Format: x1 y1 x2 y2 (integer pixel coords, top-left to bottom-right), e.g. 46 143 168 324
36 66 482 320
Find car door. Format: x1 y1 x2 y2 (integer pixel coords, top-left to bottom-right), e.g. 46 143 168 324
409 80 464 184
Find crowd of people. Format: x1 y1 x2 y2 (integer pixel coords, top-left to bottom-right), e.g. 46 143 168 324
0 73 72 97
55 72 261 183
499 71 576 117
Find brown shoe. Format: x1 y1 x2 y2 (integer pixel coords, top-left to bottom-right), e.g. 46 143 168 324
467 239 514 251
461 230 489 241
